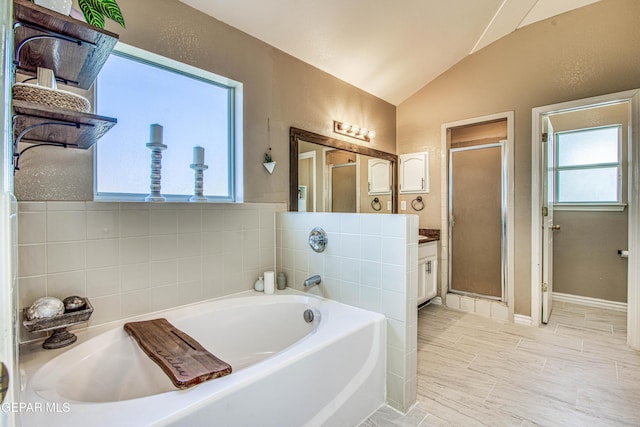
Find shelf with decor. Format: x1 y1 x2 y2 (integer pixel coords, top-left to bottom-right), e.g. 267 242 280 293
12 0 120 171
14 0 119 89
12 100 117 169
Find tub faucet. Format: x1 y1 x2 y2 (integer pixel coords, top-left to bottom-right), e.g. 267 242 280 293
304 275 322 288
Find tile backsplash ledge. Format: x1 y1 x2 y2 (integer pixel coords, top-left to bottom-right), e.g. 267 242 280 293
17 201 286 341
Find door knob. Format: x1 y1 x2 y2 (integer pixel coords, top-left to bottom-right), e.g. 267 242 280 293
551 225 561 231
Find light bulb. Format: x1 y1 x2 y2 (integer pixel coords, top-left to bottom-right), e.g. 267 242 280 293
340 122 352 132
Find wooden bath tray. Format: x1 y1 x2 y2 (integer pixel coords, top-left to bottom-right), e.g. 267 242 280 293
124 318 232 389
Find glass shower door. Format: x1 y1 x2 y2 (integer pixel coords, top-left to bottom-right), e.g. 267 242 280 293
449 143 505 300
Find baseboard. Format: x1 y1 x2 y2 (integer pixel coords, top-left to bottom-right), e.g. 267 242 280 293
513 314 532 326
430 296 443 305
552 292 627 312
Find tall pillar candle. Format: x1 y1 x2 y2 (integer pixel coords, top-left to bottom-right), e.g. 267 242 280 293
145 123 167 202
193 146 204 165
150 124 163 144
264 271 275 294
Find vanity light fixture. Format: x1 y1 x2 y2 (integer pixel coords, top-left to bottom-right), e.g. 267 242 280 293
333 120 376 142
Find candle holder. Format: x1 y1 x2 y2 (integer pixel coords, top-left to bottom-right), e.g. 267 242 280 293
189 162 208 202
145 140 167 202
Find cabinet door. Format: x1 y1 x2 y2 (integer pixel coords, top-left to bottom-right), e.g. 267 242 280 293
418 258 428 304
368 159 392 195
425 255 438 300
400 152 429 194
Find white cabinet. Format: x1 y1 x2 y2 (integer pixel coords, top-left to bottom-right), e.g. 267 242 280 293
368 159 392 195
418 241 438 305
400 152 429 194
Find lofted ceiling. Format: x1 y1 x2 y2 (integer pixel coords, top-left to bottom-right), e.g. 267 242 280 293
177 0 599 105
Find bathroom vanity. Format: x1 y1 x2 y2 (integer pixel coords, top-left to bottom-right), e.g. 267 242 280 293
418 229 439 305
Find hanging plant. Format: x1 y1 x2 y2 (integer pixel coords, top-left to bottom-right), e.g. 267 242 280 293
78 0 125 29
263 149 276 174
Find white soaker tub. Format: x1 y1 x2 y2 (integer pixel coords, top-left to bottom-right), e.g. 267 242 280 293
19 291 386 426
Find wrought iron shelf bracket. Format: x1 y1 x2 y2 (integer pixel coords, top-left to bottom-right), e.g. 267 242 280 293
12 117 91 171
13 21 97 86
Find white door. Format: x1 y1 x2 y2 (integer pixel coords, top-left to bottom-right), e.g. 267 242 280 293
541 118 555 324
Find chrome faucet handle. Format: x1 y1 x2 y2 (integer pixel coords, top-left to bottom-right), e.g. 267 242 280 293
309 228 328 252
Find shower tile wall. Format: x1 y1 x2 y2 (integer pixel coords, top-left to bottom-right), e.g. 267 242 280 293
276 212 419 413
17 201 285 341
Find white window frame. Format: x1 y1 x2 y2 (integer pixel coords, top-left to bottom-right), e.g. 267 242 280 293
553 125 624 211
93 43 244 203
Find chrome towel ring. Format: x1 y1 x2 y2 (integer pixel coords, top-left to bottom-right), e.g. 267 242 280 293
411 196 425 211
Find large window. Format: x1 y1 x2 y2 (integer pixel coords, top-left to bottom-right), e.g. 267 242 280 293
95 44 242 202
555 126 621 205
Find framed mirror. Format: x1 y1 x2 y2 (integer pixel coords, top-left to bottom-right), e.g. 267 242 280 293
289 127 398 213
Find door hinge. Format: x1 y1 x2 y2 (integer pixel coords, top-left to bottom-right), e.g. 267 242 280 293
542 206 548 217
542 133 548 143
542 283 548 292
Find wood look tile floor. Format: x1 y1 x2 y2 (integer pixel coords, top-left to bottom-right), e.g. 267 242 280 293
360 301 640 427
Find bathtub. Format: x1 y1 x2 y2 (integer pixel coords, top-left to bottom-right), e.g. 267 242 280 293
19 291 386 426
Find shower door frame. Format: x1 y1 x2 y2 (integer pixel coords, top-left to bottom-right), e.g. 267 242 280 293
440 111 515 319
328 162 358 212
448 141 507 301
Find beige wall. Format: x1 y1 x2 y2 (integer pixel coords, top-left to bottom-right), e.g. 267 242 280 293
397 0 640 315
15 0 395 201
550 102 629 302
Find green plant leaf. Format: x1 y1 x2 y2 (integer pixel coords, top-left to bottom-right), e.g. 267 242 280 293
85 0 125 28
78 0 105 29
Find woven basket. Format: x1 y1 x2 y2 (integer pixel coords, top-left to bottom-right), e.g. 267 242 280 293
12 83 91 113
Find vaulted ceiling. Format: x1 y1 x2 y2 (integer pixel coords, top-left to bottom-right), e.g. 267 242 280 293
178 0 599 105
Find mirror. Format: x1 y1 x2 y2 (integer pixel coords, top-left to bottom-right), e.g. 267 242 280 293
289 127 398 213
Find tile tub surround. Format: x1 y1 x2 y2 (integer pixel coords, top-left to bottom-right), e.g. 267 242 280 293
276 212 419 413
17 201 285 341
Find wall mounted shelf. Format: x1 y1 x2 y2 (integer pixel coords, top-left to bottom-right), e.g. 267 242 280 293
12 100 116 169
14 0 119 89
12 0 119 171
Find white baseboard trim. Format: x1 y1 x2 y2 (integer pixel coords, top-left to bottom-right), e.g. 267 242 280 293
513 314 532 326
552 292 627 312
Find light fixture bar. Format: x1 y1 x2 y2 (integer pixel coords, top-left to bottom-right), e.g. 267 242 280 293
333 120 376 142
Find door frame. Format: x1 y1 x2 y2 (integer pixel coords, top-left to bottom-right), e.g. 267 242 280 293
0 0 16 424
440 111 515 318
328 162 357 212
298 151 317 212
530 89 640 350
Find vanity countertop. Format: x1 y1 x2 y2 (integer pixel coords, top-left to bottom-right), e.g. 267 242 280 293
418 228 440 244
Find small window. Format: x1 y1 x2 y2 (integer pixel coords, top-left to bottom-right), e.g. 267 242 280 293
95 44 242 202
555 126 621 205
